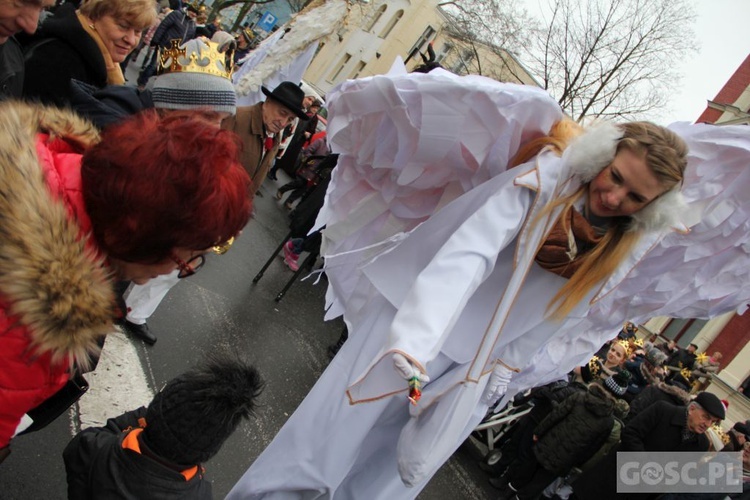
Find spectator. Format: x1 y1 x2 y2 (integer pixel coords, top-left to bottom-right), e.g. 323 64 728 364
63 356 263 498
23 0 156 106
623 345 667 399
268 82 320 179
0 0 56 99
222 81 309 200
0 103 250 463
233 28 254 66
573 340 630 383
137 0 196 89
572 391 725 499
70 38 238 345
495 373 630 500
275 134 330 211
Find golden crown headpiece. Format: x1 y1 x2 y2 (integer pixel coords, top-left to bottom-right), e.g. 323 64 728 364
695 352 709 365
632 338 644 348
680 367 693 381
616 340 633 358
158 39 234 80
211 236 235 255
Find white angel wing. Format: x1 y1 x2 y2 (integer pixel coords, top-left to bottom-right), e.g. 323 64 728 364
591 122 750 323
232 0 348 106
316 67 563 319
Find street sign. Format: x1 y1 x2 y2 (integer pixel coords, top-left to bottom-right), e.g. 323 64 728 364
257 11 277 32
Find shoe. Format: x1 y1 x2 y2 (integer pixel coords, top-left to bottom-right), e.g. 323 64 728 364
283 240 295 259
268 171 277 181
284 201 294 210
284 253 299 271
118 319 157 345
275 190 283 200
489 475 510 490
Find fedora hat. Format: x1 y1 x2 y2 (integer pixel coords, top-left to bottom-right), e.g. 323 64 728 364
261 82 309 120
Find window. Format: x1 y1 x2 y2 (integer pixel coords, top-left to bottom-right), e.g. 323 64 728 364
379 9 403 38
662 318 709 347
329 53 351 82
363 4 386 32
350 61 366 79
406 25 435 58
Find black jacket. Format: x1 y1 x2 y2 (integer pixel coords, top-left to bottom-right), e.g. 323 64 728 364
69 80 153 129
532 384 616 475
626 382 690 423
150 10 196 49
23 4 107 107
0 38 24 99
63 407 212 500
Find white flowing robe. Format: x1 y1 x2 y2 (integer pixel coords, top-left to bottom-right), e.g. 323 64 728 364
229 71 750 499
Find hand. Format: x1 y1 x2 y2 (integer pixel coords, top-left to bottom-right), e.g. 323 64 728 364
482 364 514 405
393 353 429 405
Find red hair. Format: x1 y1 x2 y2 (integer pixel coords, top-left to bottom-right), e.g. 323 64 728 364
82 110 251 263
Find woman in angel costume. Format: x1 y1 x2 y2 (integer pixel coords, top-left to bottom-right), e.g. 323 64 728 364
228 64 750 499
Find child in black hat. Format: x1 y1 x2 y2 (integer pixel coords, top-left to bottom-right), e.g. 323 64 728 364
63 356 263 499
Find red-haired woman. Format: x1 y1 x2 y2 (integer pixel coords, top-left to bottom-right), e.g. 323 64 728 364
0 101 250 462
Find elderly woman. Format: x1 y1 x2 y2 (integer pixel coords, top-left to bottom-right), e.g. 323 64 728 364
0 101 250 462
23 0 156 106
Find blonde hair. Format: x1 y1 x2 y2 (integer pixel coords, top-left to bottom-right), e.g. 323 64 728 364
514 119 687 319
79 0 157 30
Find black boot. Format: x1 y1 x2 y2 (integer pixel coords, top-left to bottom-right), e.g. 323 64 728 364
327 327 349 358
118 319 157 345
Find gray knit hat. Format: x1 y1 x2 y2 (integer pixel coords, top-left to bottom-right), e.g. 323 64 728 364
152 39 236 115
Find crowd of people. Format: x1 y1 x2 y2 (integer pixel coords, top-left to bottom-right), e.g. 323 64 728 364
0 0 748 499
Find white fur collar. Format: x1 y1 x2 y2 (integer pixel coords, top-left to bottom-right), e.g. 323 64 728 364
562 121 686 232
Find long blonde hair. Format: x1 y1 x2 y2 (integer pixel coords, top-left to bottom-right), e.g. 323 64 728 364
511 120 687 319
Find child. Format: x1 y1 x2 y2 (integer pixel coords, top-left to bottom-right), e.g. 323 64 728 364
63 356 263 499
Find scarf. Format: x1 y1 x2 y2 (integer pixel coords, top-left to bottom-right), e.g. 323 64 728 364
76 12 125 86
535 205 604 279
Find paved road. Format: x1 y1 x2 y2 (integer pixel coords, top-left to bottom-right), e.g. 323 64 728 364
0 169 497 499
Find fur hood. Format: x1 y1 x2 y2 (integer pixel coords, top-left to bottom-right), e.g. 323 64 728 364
0 100 114 370
561 121 686 232
654 381 691 405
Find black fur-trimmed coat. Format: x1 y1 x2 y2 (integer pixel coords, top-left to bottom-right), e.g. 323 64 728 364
0 101 114 448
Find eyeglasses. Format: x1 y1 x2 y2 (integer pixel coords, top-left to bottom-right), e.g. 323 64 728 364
171 253 206 279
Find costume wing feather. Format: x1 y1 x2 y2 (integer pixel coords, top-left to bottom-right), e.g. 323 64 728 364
316 65 563 319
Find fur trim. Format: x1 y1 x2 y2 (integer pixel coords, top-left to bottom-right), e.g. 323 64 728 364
564 121 621 183
0 100 113 370
562 120 685 232
655 381 691 405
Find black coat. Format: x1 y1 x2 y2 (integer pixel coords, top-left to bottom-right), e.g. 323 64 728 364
627 382 690 423
63 407 212 500
150 10 196 49
532 384 615 475
69 80 153 129
0 37 24 99
23 4 106 107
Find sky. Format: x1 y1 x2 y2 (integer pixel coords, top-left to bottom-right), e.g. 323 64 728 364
660 0 750 125
521 0 750 126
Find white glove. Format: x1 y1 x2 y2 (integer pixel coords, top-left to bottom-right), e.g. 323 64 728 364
481 364 514 405
392 353 430 384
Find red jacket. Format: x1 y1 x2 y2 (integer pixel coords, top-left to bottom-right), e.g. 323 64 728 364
0 103 114 448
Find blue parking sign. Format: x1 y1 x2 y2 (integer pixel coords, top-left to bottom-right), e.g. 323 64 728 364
257 12 277 32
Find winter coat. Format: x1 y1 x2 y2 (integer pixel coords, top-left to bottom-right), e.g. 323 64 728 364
69 80 153 130
23 4 107 107
532 383 616 475
572 400 709 500
0 37 24 99
0 101 114 449
150 9 196 49
627 381 690 422
524 379 587 424
64 407 212 500
222 102 279 198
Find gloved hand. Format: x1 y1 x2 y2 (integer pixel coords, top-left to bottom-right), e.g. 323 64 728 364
393 353 430 405
481 364 514 405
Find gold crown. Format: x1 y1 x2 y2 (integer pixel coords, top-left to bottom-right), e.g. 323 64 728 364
158 39 233 80
616 340 633 358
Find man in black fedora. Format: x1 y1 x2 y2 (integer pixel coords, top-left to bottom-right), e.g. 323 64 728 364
222 81 309 199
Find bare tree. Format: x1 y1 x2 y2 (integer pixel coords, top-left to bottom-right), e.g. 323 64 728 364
529 0 697 121
438 0 537 81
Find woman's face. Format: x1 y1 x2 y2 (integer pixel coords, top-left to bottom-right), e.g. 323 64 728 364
587 148 665 218
92 14 141 63
606 343 627 366
110 248 202 284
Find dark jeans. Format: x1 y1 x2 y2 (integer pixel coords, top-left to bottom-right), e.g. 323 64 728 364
507 452 559 500
137 48 160 87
